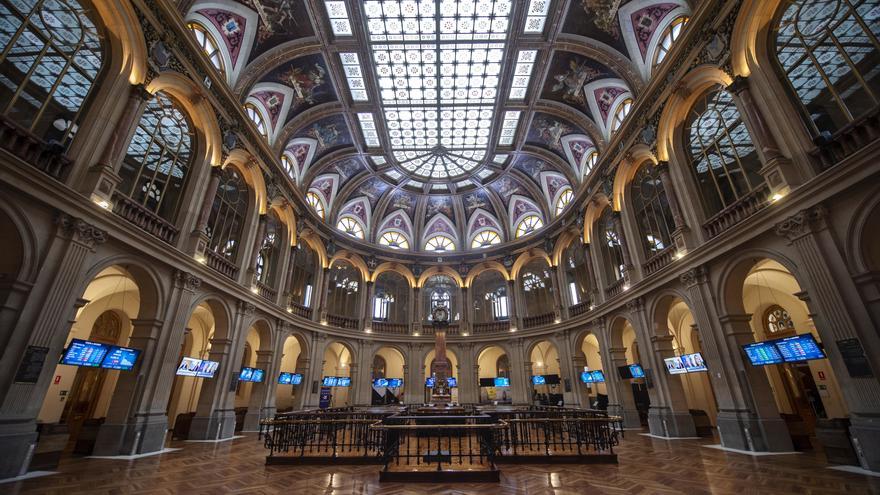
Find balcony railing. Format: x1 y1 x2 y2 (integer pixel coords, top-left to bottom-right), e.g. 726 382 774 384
111 193 179 244
811 106 880 170
642 245 675 276
0 116 71 180
205 249 238 280
371 321 409 335
287 300 312 319
327 314 359 330
255 281 277 301
420 324 460 336
472 320 510 334
605 278 626 298
702 185 769 239
569 300 591 317
522 312 554 329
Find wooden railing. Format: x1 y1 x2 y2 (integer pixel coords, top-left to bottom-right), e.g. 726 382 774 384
111 193 180 244
371 321 409 335
569 300 591 317
810 106 880 170
472 320 510 335
0 116 72 180
255 281 277 301
205 249 238 279
286 300 312 319
522 312 555 329
327 314 359 330
643 245 675 276
605 278 626 298
702 184 769 239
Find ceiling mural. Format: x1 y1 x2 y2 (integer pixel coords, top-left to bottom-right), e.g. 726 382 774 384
184 0 692 254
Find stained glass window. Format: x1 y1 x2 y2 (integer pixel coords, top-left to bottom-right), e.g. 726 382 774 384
610 98 633 133
379 231 409 249
555 188 573 216
207 167 249 262
337 216 364 239
686 86 763 215
281 154 297 181
515 215 543 238
631 163 675 255
245 103 267 138
584 150 599 177
598 209 625 282
425 234 455 252
775 0 880 135
188 22 224 74
0 0 104 149
654 16 688 66
471 229 501 248
306 191 325 218
118 92 194 220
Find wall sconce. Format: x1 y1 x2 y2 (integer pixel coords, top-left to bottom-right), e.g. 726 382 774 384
91 195 112 210
770 192 785 203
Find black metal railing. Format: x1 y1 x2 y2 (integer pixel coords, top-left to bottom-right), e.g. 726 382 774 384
261 411 395 464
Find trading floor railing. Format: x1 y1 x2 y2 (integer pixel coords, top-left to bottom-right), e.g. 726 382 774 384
261 412 394 464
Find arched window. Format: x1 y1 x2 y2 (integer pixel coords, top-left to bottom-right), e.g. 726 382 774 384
245 103 268 138
281 154 297 181
515 215 543 238
287 242 317 307
686 86 763 216
764 305 796 335
610 98 633 133
118 92 193 220
326 260 361 318
775 0 880 136
630 163 675 255
472 270 509 322
373 271 409 323
188 22 224 74
306 191 325 218
337 216 364 239
563 240 591 306
378 231 409 249
520 258 554 317
598 208 625 282
584 149 599 177
423 275 458 322
255 213 282 285
0 0 103 148
654 16 688 66
207 167 249 262
555 188 573 216
425 234 455 252
471 230 501 249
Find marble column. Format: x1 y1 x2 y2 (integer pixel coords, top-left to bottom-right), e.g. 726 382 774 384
506 279 520 330
605 347 642 428
412 287 422 334
242 349 276 431
189 166 222 259
460 287 470 334
582 242 600 306
656 161 692 252
362 281 374 332
611 211 634 284
549 266 563 320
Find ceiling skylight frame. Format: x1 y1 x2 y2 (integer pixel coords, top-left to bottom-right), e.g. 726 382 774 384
510 49 536 99
340 52 369 102
357 112 381 148
498 110 521 146
325 1 354 36
523 0 550 34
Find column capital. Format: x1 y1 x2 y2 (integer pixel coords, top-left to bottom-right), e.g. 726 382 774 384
131 83 153 101
726 75 750 95
237 300 256 316
626 296 644 313
774 205 828 242
679 265 709 288
174 270 202 292
56 213 107 249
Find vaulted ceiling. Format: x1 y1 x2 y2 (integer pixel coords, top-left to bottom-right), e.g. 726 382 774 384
185 0 691 253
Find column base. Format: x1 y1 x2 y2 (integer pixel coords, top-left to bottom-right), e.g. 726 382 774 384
849 413 880 472
648 407 697 438
0 421 38 479
608 404 642 428
93 413 169 456
716 410 793 452
188 409 236 441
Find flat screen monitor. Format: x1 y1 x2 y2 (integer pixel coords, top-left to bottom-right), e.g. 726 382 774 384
387 378 402 388
479 377 495 387
251 369 265 382
494 377 510 387
239 367 255 382
278 372 294 384
591 370 606 382
532 375 546 385
682 352 708 372
580 371 594 383
617 365 633 379
425 377 435 388
290 373 303 385
322 376 339 387
743 341 784 366
664 356 687 375
101 345 141 371
775 334 826 362
176 357 218 378
60 339 110 367
447 377 458 388
629 364 645 378
373 378 388 387
336 377 351 387
545 374 561 385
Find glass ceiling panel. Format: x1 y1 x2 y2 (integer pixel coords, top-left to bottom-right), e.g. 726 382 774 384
363 0 514 180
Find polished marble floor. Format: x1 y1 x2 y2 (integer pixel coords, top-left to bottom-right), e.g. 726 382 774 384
4 431 880 494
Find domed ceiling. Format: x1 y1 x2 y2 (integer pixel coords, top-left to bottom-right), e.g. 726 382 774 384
185 0 691 254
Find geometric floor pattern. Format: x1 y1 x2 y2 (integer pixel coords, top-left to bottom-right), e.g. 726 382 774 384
6 431 880 494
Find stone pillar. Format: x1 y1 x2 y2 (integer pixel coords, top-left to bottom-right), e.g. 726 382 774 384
680 266 792 452
506 279 520 330
312 266 327 322
572 352 589 408
317 267 330 323
189 301 254 440
274 244 294 307
549 266 563 320
303 333 326 408
81 84 152 206
460 287 470 334
403 345 421 404
605 347 642 428
553 332 577 406
189 166 222 260
0 215 105 478
776 206 880 469
456 343 477 404
656 161 692 252
582 243 600 306
411 287 422 334
293 357 311 410
242 349 277 431
611 211 634 284
586 242 607 304
363 281 374 332
727 76 801 196
248 215 268 286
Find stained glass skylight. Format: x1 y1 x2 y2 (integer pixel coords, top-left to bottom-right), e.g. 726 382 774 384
325 1 353 35
362 0 515 180
340 53 368 101
498 110 520 146
357 113 381 147
510 50 536 99
523 0 550 33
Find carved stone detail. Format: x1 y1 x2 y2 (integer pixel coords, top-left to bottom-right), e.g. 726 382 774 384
175 270 202 291
774 205 829 242
679 265 709 288
56 213 107 249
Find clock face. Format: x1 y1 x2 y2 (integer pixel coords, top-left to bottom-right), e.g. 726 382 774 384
432 306 449 323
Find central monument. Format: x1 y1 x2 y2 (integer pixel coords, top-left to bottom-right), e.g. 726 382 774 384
429 304 452 404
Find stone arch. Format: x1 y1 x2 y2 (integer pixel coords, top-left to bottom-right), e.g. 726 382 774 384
223 149 268 215
715 248 805 318
510 248 552 280
75 256 166 322
328 250 370 283
582 194 613 243
0 197 39 283
464 261 510 288
187 295 234 340
416 266 464 289
612 144 658 211
370 262 416 287
847 185 880 274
